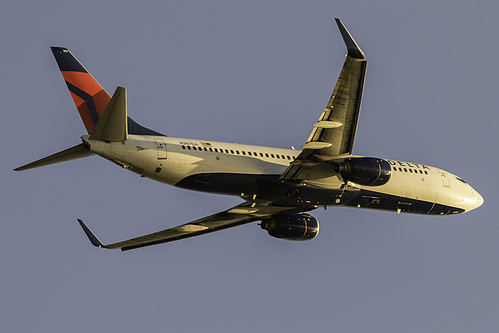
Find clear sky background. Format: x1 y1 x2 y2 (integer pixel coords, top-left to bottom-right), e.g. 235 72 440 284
2 1 498 332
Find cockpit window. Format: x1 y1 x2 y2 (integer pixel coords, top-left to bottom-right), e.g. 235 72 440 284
456 177 467 184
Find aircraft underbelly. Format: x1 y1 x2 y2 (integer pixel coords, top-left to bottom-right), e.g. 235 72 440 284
174 172 354 206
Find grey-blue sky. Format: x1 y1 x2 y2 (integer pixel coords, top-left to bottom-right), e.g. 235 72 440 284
2 1 498 332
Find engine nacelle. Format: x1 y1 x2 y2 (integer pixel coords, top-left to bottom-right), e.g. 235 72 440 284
335 157 391 186
260 214 319 241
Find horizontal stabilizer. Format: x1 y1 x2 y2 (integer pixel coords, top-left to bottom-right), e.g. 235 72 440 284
14 143 93 171
89 86 128 142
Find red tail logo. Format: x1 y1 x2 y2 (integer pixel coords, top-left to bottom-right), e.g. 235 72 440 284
51 47 111 134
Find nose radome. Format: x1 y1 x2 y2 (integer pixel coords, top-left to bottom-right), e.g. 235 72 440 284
465 186 484 212
474 190 484 209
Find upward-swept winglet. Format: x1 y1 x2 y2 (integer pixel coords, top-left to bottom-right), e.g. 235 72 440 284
77 219 108 248
335 18 365 59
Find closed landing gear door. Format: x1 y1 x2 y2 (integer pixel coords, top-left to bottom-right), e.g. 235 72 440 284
335 183 360 205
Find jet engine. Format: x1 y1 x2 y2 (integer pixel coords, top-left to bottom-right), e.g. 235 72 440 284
334 157 391 186
260 214 319 241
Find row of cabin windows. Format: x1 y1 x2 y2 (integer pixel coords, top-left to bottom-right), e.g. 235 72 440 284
394 167 428 175
181 145 296 160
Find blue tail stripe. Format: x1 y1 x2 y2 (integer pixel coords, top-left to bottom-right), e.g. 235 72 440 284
65 81 100 126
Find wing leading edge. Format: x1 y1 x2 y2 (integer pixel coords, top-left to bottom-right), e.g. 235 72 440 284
281 19 367 180
78 203 313 251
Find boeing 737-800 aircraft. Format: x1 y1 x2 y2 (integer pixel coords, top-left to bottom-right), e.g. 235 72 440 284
15 19 483 251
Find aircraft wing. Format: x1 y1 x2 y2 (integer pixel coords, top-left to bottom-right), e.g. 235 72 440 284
78 202 312 251
281 19 367 180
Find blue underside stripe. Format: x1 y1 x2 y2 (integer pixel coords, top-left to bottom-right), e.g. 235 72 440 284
175 172 465 215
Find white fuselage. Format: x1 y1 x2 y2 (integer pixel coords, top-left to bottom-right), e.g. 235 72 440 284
83 134 483 215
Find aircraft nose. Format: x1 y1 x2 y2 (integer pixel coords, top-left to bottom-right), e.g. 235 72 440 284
474 190 484 209
465 186 484 212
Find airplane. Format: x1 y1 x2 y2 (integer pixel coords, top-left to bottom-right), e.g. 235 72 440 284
15 19 483 251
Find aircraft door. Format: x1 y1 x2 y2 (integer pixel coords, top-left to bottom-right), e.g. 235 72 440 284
439 170 450 187
154 139 167 160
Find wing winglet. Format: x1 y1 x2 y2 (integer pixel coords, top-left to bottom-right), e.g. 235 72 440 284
77 219 108 248
335 18 365 59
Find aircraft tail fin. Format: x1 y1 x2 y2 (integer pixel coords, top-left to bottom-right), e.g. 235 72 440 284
14 143 94 171
51 47 111 134
51 47 165 137
14 86 128 171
